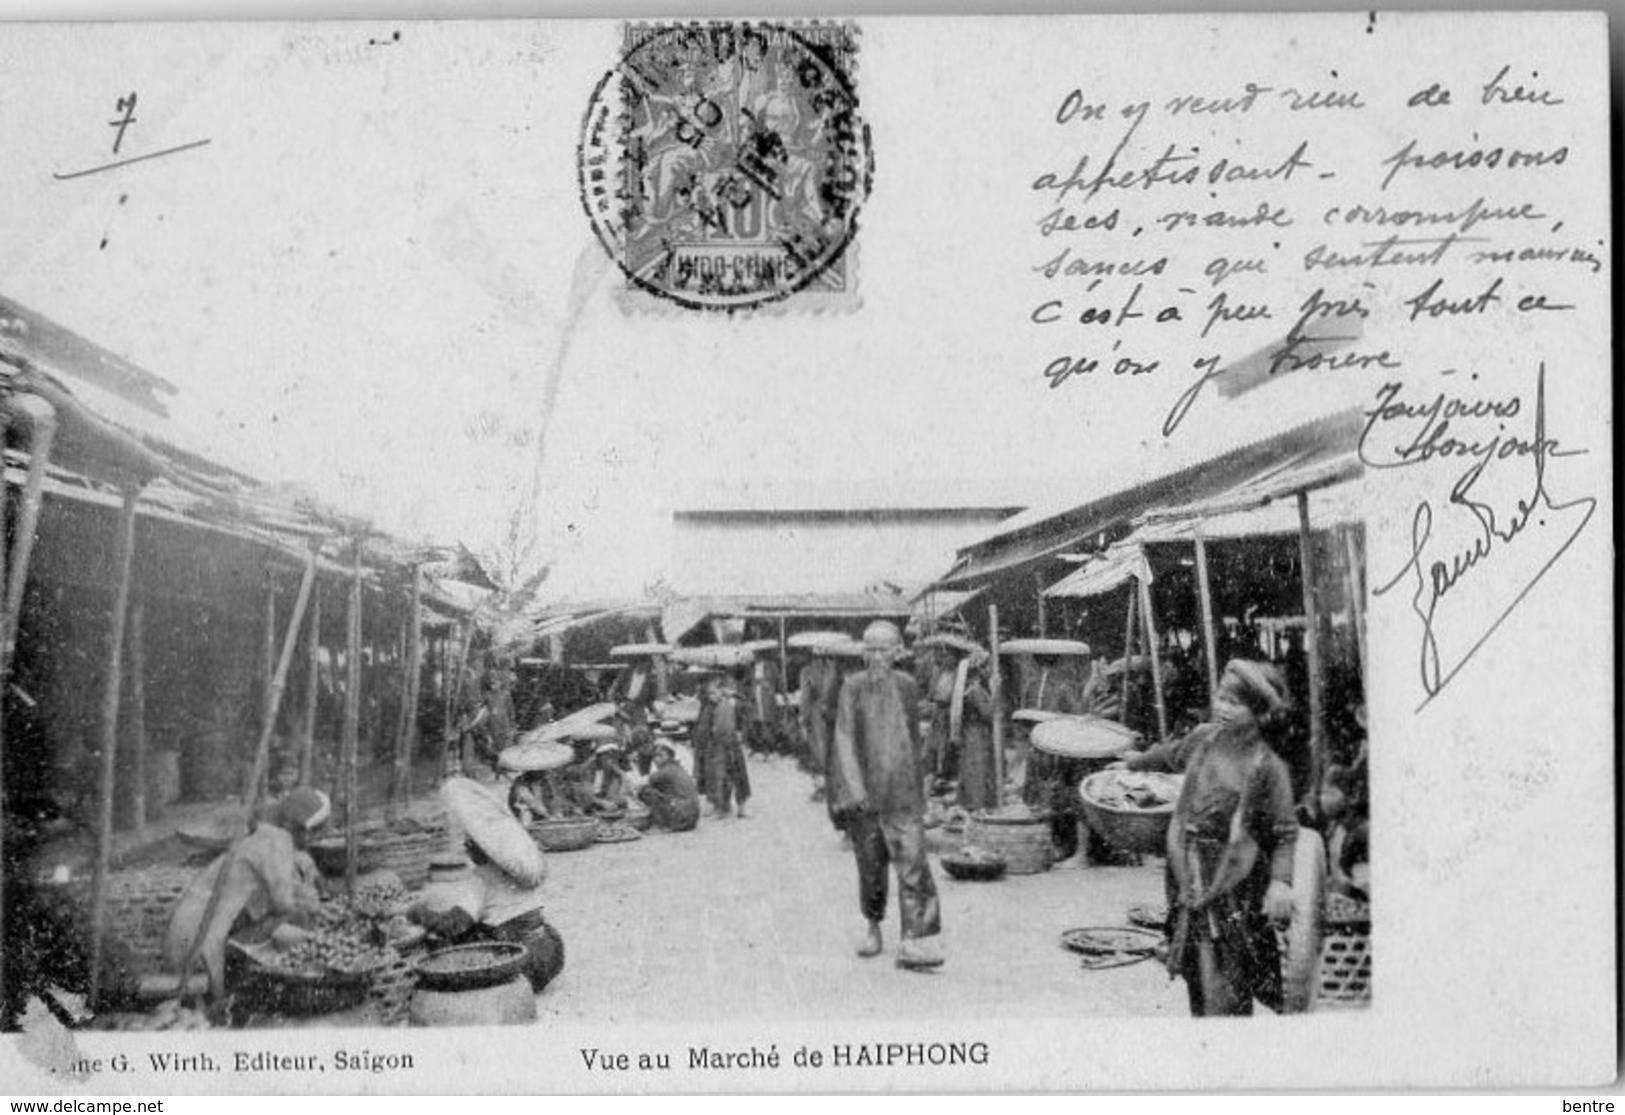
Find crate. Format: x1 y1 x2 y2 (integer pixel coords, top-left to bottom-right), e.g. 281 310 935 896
1314 917 1372 1008
357 949 421 1028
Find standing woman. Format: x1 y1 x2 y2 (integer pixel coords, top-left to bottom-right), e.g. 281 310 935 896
1165 659 1299 1016
951 648 999 813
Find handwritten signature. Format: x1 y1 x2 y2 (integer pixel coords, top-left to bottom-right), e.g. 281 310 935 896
1368 365 1596 709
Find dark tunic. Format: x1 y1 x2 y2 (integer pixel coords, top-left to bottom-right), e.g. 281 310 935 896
1166 727 1298 1016
830 668 941 940
638 760 701 832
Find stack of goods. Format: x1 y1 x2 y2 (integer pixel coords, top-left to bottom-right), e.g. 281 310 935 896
1084 770 1181 810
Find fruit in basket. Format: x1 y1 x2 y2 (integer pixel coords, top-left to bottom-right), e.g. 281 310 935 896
274 926 389 977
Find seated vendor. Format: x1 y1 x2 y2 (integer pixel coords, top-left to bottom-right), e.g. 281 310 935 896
163 788 328 1003
508 770 560 824
587 742 632 814
407 844 564 993
636 741 700 832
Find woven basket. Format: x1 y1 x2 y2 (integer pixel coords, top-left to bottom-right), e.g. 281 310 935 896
963 813 1052 875
238 964 373 1016
364 830 443 889
1076 773 1177 856
527 816 599 852
307 839 384 878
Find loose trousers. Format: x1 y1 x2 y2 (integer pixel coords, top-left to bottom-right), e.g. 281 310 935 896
848 810 941 940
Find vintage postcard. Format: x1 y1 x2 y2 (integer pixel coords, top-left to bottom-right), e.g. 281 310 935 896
0 9 1613 1095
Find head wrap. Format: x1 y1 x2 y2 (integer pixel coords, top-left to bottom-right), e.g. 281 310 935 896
273 787 330 832
1222 659 1290 717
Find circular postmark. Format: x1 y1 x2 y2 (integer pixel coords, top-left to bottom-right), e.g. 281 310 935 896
578 22 873 312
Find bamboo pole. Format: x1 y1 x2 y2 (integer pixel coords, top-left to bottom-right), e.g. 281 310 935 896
777 615 789 697
1034 572 1048 637
89 486 140 1009
244 547 318 824
988 604 1003 808
0 407 11 1018
342 542 364 897
261 585 277 741
1119 584 1138 726
1137 567 1169 743
128 601 148 845
1193 530 1221 714
1342 527 1368 684
1297 492 1327 813
2 397 56 666
443 618 475 780
389 566 423 821
0 398 56 1018
298 579 323 787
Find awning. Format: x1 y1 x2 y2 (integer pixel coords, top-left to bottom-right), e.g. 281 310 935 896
663 591 914 645
1044 546 1154 599
934 408 1364 592
1044 457 1365 600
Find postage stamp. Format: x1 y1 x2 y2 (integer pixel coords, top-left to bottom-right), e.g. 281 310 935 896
578 21 872 312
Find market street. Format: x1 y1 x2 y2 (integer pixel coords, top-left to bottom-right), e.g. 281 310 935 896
534 749 1185 1024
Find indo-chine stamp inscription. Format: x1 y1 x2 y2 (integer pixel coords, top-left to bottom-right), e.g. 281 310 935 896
579 22 872 312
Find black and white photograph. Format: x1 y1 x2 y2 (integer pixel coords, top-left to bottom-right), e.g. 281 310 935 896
0 9 1613 1094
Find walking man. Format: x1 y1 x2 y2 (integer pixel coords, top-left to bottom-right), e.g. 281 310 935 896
828 621 943 970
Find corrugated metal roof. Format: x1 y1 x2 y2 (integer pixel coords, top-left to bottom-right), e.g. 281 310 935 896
934 408 1364 592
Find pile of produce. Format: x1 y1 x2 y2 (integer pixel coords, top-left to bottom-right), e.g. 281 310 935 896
1085 770 1182 811
594 821 642 843
346 877 409 921
1325 892 1370 922
949 845 1004 866
270 926 391 978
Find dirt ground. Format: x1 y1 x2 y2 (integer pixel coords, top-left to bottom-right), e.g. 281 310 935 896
533 748 1187 1024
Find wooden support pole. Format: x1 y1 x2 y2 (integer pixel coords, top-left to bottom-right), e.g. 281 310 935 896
1137 569 1169 743
1193 530 1221 714
2 397 56 665
389 566 423 822
128 601 148 845
988 604 1004 808
1297 491 1327 813
1119 585 1138 726
0 407 11 1019
299 579 323 787
443 618 474 780
261 585 278 740
0 398 56 1019
1342 527 1368 685
89 486 140 1009
342 542 364 897
777 615 789 697
1034 572 1048 637
244 547 318 824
